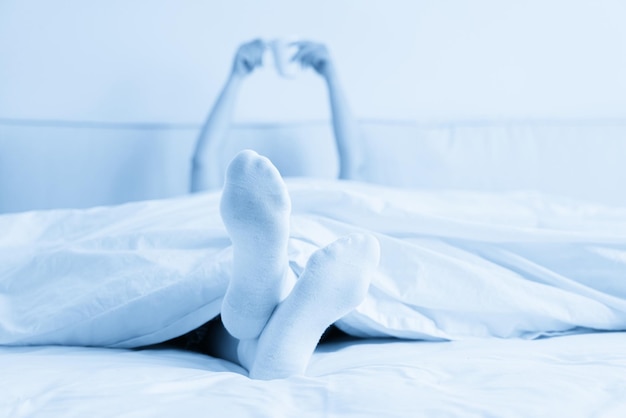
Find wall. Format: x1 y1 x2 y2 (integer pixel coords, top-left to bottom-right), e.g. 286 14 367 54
0 0 418 123
1 0 625 125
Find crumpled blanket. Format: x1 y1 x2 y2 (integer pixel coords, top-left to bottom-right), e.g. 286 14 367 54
1 179 625 348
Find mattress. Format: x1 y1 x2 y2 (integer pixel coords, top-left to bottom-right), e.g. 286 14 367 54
2 332 626 417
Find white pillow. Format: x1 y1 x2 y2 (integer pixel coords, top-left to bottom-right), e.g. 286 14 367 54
3 120 625 214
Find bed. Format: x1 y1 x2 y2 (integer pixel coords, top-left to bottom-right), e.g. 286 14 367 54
3 334 626 417
3 0 626 414
1 153 626 417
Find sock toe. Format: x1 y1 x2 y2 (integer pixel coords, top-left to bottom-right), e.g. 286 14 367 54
249 233 381 379
219 150 293 340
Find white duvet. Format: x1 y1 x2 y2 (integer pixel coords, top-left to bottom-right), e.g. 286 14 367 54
1 179 626 348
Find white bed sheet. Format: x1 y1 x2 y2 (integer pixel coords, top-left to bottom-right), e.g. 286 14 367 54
2 332 626 417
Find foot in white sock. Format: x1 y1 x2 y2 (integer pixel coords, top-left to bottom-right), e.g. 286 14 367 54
220 150 293 340
248 233 381 380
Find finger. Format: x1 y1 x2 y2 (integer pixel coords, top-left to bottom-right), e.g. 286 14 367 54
298 54 310 69
247 47 261 63
240 39 265 59
252 39 267 55
291 44 316 62
299 53 317 70
248 38 265 49
243 46 264 69
299 49 322 65
239 49 252 64
242 57 253 72
255 49 264 68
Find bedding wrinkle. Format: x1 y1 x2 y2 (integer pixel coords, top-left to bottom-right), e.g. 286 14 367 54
2 244 230 346
287 180 626 340
341 288 449 340
475 244 626 312
3 179 626 348
5 334 626 417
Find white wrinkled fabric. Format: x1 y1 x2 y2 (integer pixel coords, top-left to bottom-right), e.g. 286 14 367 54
1 179 625 347
2 334 626 417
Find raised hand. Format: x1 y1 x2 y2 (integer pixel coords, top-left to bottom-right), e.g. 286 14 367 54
231 39 266 79
291 41 335 79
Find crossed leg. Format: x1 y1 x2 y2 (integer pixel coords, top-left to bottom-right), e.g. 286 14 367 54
218 150 381 379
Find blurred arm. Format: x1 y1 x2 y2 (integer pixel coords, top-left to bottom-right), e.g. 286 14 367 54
324 65 363 180
190 39 265 192
292 41 364 180
190 74 243 192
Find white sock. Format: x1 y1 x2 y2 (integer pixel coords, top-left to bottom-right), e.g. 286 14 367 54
219 150 293 340
248 233 381 380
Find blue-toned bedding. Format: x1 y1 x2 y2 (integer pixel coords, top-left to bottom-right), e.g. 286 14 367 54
1 179 625 348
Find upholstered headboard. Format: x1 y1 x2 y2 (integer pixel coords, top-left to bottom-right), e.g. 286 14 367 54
0 120 337 213
2 119 626 214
